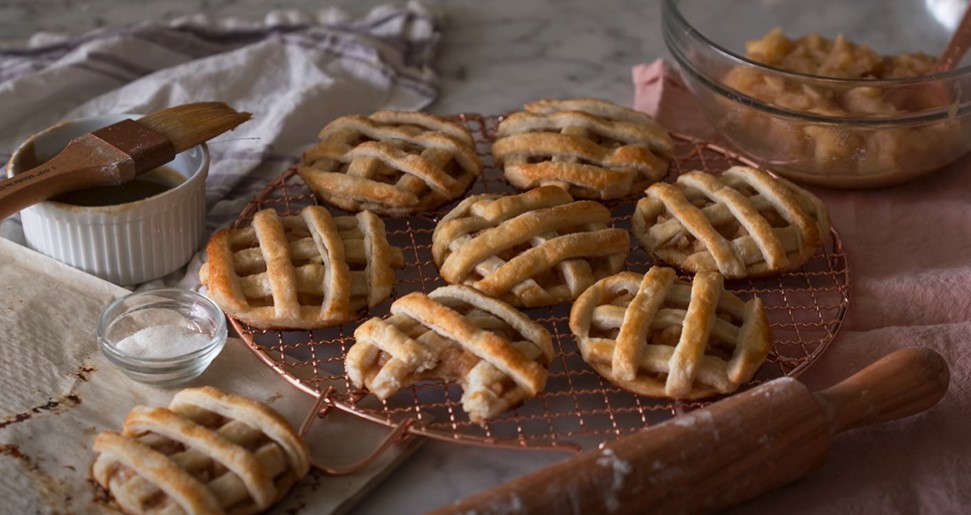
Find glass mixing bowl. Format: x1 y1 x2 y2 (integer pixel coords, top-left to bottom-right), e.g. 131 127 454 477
662 0 971 188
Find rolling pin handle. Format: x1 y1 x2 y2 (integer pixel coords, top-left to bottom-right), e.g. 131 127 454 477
813 347 949 435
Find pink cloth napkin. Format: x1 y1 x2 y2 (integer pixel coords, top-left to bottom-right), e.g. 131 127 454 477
633 59 971 515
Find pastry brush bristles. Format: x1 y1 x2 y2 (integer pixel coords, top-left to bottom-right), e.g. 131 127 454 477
136 102 252 153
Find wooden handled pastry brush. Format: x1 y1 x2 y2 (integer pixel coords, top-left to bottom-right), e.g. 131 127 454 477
0 102 251 220
432 346 949 515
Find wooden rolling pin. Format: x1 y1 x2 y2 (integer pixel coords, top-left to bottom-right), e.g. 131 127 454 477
431 346 949 515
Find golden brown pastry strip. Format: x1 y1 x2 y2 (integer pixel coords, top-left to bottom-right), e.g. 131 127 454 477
298 111 482 216
200 206 403 329
493 98 673 200
433 186 629 307
93 432 224 515
347 285 553 424
92 387 310 515
612 267 676 382
169 387 310 479
570 268 771 399
632 166 830 278
122 406 275 509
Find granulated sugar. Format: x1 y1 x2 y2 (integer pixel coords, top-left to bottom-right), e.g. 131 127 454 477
115 324 211 359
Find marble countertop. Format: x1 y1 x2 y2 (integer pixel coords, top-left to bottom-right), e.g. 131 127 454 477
0 0 664 117
1 2 670 514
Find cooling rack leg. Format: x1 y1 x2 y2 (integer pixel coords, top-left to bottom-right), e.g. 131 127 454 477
298 386 416 476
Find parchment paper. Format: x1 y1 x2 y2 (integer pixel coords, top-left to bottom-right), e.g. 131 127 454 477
0 237 421 514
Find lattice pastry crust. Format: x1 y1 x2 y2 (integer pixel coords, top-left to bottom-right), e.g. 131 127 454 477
493 98 673 200
632 166 831 279
92 386 310 515
432 186 629 308
570 267 771 399
346 285 554 424
200 206 404 329
296 111 483 217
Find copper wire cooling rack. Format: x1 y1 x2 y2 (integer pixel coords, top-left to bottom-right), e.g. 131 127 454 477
229 113 851 456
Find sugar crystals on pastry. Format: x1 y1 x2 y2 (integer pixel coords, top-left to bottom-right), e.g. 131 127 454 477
92 386 310 515
432 186 630 308
570 267 771 400
297 110 483 217
200 205 404 329
493 98 673 200
632 165 831 279
346 284 554 424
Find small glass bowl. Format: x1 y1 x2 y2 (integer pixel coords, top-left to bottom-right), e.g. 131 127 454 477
98 288 228 387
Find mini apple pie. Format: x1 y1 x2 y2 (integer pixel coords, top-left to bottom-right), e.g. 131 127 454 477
432 186 629 308
92 386 310 515
200 205 404 329
632 166 831 279
296 111 483 217
346 284 554 424
492 98 673 200
570 267 771 399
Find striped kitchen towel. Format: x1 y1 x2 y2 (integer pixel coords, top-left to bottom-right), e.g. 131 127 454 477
0 1 441 287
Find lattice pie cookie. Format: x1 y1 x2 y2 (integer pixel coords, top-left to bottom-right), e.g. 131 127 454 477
632 166 831 279
570 267 771 399
200 206 404 329
297 111 483 217
92 386 310 515
432 186 630 308
346 285 554 424
493 98 673 200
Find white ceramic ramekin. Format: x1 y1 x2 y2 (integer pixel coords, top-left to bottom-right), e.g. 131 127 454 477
5 114 209 285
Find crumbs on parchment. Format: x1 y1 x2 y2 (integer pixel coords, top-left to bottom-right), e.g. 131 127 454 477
0 394 82 429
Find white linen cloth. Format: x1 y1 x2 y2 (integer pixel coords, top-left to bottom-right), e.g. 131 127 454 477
0 1 441 289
